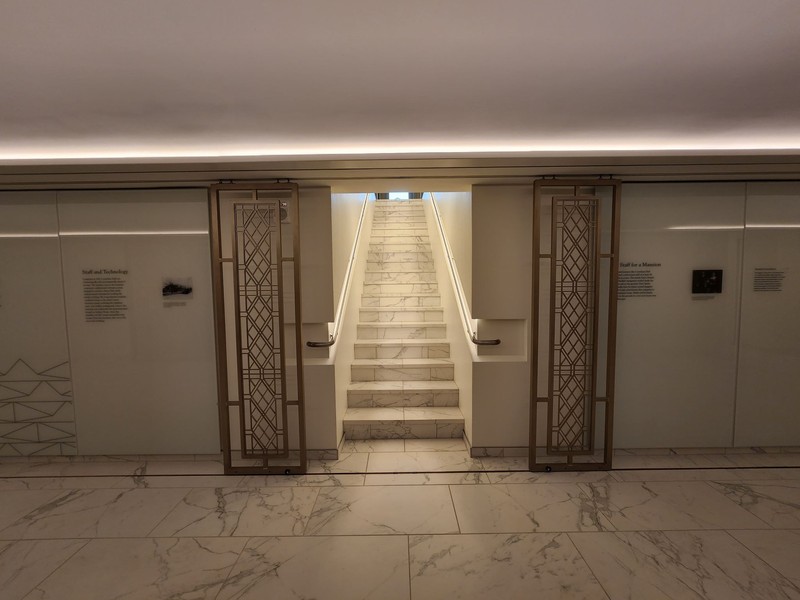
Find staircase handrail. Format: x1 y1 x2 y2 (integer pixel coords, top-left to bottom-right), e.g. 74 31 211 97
307 193 370 348
429 193 501 346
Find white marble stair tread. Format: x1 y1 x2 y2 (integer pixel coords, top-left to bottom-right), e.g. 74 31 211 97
343 406 464 423
358 321 444 328
360 306 442 314
352 358 453 367
366 263 434 269
348 380 459 392
353 339 450 359
354 338 449 344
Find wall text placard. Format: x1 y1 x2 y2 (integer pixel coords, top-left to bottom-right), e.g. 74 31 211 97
753 267 786 292
82 269 129 322
618 262 660 299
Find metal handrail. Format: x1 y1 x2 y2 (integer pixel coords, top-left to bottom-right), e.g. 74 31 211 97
307 193 370 348
429 193 501 346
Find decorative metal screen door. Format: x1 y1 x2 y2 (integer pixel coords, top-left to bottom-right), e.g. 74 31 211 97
530 179 621 471
210 184 307 474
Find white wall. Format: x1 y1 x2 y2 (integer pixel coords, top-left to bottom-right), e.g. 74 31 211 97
735 182 800 446
297 186 337 451
299 187 334 323
432 192 472 310
331 193 367 313
58 189 220 455
615 183 745 448
468 185 532 450
0 192 75 456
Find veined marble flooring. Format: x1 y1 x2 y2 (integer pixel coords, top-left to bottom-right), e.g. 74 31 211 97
1 464 799 599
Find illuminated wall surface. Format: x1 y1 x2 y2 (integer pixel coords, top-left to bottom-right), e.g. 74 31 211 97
0 190 219 456
1 183 798 455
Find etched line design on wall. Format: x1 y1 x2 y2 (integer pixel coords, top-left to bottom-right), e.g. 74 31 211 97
0 359 76 456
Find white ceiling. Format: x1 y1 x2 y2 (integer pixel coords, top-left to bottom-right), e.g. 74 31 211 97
1 0 799 162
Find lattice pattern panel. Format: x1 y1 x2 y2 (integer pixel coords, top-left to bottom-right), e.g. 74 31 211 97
234 203 286 457
0 359 76 456
549 198 598 454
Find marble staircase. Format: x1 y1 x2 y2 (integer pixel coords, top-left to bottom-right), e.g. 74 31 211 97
343 198 464 440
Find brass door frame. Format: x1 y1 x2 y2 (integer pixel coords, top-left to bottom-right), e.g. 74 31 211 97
530 179 621 471
209 183 307 474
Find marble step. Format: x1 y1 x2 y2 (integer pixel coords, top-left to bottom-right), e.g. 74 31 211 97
351 358 454 382
347 380 459 406
343 406 464 439
369 235 430 244
364 271 437 283
357 322 446 340
354 339 450 359
365 262 435 272
367 251 433 262
374 200 423 205
359 307 444 322
361 293 441 308
373 215 426 222
363 282 439 294
372 221 428 228
368 243 432 252
372 214 427 220
371 225 429 233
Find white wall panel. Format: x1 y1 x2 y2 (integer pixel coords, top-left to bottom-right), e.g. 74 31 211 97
0 192 75 455
614 183 745 448
58 189 219 455
735 182 800 446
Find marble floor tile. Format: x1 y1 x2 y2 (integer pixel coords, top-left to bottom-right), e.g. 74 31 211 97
571 530 800 600
0 490 64 532
404 438 465 452
151 487 320 537
410 532 609 600
729 529 800 586
611 468 800 482
239 474 365 487
216 536 409 600
340 439 404 453
366 450 483 473
579 481 770 531
304 485 459 535
365 472 490 485
450 483 604 533
709 481 800 528
0 539 87 600
114 474 244 489
2 460 145 477
141 460 224 475
0 488 188 539
23 537 246 600
0 477 126 491
307 453 369 474
488 470 618 484
479 456 530 470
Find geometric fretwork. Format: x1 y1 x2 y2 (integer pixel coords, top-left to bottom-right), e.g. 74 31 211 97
234 203 287 458
0 359 76 456
548 197 599 454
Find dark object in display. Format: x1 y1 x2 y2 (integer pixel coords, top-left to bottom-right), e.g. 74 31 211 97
692 269 723 294
162 282 193 296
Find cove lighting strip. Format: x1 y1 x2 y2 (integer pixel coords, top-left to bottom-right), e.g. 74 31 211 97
668 224 800 230
0 233 59 238
0 231 208 238
58 230 209 236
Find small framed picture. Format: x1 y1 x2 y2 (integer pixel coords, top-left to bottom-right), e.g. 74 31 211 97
692 270 722 294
